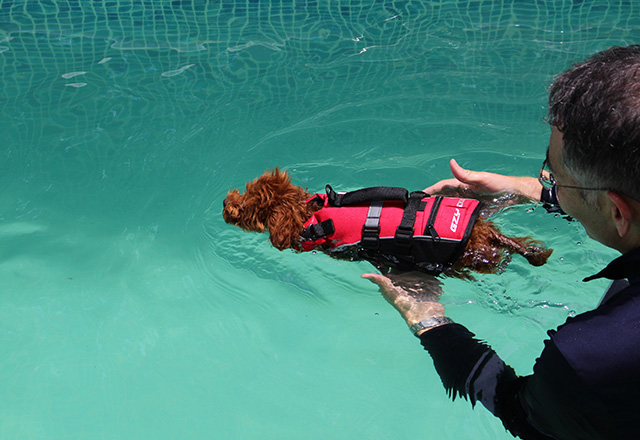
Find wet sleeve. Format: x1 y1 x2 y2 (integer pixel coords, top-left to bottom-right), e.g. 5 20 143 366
418 323 614 440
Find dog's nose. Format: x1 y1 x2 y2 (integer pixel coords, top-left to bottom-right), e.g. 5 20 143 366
223 198 228 208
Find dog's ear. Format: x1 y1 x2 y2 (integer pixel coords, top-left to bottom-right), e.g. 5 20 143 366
266 203 308 251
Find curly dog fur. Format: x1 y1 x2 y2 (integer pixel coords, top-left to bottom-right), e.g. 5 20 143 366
223 168 553 278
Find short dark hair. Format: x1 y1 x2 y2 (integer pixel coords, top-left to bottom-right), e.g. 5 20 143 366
548 45 640 202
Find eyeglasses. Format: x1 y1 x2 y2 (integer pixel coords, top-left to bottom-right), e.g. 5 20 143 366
538 158 608 191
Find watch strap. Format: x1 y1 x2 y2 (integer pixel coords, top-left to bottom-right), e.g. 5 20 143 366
409 316 453 336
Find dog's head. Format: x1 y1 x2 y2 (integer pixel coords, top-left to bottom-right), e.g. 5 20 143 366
223 168 313 250
223 168 290 233
222 188 262 231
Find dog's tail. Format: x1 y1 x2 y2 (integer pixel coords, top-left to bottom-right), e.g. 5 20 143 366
491 233 553 266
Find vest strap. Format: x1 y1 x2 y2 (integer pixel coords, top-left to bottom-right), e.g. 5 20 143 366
301 219 335 241
394 191 427 250
361 201 384 249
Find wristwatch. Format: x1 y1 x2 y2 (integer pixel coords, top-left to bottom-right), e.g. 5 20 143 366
409 316 453 336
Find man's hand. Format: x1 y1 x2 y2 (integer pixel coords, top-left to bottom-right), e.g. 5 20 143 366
424 159 543 201
362 273 445 335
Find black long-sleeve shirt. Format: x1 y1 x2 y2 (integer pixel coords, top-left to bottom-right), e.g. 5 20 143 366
420 247 640 439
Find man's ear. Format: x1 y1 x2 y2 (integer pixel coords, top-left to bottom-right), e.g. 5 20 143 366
607 191 632 237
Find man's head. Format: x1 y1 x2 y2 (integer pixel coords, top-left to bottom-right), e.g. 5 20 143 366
548 45 640 202
546 45 640 252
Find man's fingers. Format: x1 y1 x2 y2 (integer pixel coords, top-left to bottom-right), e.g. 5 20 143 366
361 273 390 287
449 158 478 185
361 273 381 281
362 273 400 301
423 178 463 194
423 159 475 194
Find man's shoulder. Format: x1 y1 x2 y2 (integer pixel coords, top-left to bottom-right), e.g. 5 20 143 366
551 282 640 382
537 281 640 437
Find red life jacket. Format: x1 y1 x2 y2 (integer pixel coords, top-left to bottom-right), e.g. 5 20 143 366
300 186 481 275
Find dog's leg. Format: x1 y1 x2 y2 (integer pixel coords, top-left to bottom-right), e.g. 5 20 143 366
490 232 553 267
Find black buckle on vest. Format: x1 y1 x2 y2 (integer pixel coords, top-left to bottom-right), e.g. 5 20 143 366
394 225 414 249
360 200 384 250
393 191 425 250
361 225 380 249
302 220 335 241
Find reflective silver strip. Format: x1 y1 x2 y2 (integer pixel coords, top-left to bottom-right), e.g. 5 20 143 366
365 201 384 229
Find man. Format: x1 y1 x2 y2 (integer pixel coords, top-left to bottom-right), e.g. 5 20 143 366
363 45 640 439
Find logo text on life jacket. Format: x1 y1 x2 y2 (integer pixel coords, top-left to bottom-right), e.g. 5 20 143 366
450 209 461 232
450 201 465 233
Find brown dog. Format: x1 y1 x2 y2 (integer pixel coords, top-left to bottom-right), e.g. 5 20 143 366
223 168 552 279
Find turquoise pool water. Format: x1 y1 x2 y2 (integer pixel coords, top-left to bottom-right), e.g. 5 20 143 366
0 1 633 438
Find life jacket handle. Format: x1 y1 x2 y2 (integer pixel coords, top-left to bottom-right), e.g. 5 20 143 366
326 185 417 207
